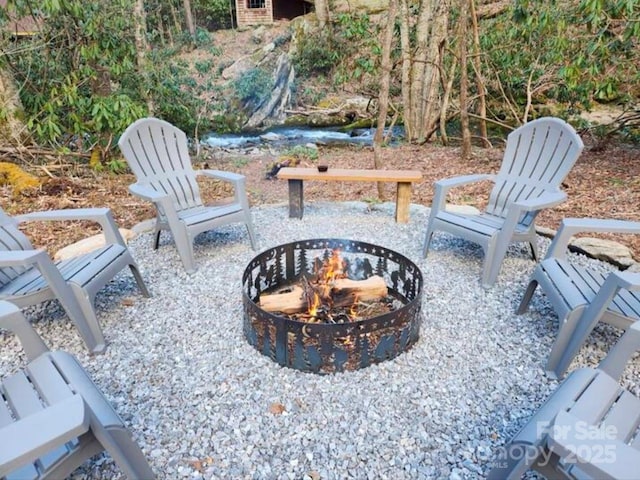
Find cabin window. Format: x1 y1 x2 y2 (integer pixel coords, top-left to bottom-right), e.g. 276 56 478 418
247 0 265 8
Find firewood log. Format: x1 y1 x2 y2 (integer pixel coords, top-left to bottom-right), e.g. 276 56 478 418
259 276 388 314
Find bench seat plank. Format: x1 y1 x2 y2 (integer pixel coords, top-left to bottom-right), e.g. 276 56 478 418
277 167 422 182
277 168 422 223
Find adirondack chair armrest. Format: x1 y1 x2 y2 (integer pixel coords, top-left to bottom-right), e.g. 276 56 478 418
0 249 88 349
129 183 170 204
129 183 183 226
16 208 125 246
198 170 247 204
511 191 567 212
0 301 48 360
548 410 640 479
432 174 494 211
0 394 89 476
495 192 568 248
197 169 245 184
546 218 640 260
598 316 640 380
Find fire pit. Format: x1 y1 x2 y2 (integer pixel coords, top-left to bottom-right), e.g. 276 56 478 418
242 239 423 373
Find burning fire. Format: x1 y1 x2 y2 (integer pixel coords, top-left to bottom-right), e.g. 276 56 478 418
308 292 321 317
315 249 347 283
307 249 359 321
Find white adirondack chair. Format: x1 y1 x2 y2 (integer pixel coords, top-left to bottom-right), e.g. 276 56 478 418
0 301 154 479
0 207 149 354
518 217 640 379
488 320 640 480
422 117 584 287
118 117 257 274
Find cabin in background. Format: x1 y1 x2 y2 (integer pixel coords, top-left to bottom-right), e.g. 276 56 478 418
235 0 313 27
0 0 41 38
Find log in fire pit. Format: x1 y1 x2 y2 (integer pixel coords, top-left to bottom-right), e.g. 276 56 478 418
242 239 423 373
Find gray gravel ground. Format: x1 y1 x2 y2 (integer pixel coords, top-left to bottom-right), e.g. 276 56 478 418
1 201 637 479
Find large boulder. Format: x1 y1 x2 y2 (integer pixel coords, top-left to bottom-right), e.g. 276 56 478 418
244 53 295 130
570 237 637 270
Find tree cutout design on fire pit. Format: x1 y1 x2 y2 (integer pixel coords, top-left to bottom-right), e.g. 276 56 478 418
242 239 424 374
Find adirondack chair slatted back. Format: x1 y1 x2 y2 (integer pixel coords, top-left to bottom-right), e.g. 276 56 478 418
0 208 34 287
486 117 583 226
119 118 204 214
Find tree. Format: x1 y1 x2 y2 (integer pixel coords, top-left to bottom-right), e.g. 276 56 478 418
373 0 397 197
133 0 155 114
459 0 471 158
183 0 196 45
3 0 146 153
469 0 489 147
400 0 452 143
0 68 27 145
315 0 329 28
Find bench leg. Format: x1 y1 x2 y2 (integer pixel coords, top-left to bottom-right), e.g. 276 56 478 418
288 179 304 219
395 182 412 223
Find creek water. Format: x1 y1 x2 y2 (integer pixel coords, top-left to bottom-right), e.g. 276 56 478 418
201 125 405 150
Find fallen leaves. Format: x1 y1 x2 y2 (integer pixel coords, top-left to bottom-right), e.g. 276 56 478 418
269 402 286 415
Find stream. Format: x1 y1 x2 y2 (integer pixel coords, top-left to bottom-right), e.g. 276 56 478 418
201 125 405 151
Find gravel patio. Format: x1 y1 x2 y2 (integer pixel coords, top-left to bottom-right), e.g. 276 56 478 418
1 201 635 479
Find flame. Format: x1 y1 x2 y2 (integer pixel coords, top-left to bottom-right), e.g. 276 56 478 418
317 249 346 283
308 292 320 317
349 295 359 320
307 249 349 318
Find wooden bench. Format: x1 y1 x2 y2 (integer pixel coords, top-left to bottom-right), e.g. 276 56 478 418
277 167 423 223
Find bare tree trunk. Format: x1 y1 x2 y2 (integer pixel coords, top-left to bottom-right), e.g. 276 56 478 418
439 56 458 146
398 0 413 141
170 3 182 35
183 0 196 45
315 0 329 28
0 68 28 145
229 0 236 29
409 1 435 142
469 0 490 147
459 0 472 159
373 0 398 199
403 0 451 143
419 1 450 142
133 0 155 114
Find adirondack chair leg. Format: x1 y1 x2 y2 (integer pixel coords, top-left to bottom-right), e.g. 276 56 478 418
546 309 585 379
528 239 539 261
483 235 513 287
532 451 572 480
153 229 161 250
422 218 437 258
68 284 107 354
244 213 258 251
91 422 155 480
128 263 151 298
487 443 544 480
41 434 104 479
172 227 197 274
517 279 539 314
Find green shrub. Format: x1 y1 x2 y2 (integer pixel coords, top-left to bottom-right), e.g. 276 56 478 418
195 59 214 75
292 30 338 78
233 68 274 109
282 145 319 161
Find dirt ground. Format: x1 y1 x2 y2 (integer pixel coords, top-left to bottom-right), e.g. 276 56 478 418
2 139 639 260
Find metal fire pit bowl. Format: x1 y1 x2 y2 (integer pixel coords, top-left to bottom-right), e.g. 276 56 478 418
242 239 423 374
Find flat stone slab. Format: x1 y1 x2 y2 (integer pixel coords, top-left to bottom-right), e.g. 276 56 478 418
570 236 637 269
54 228 135 261
445 204 480 215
